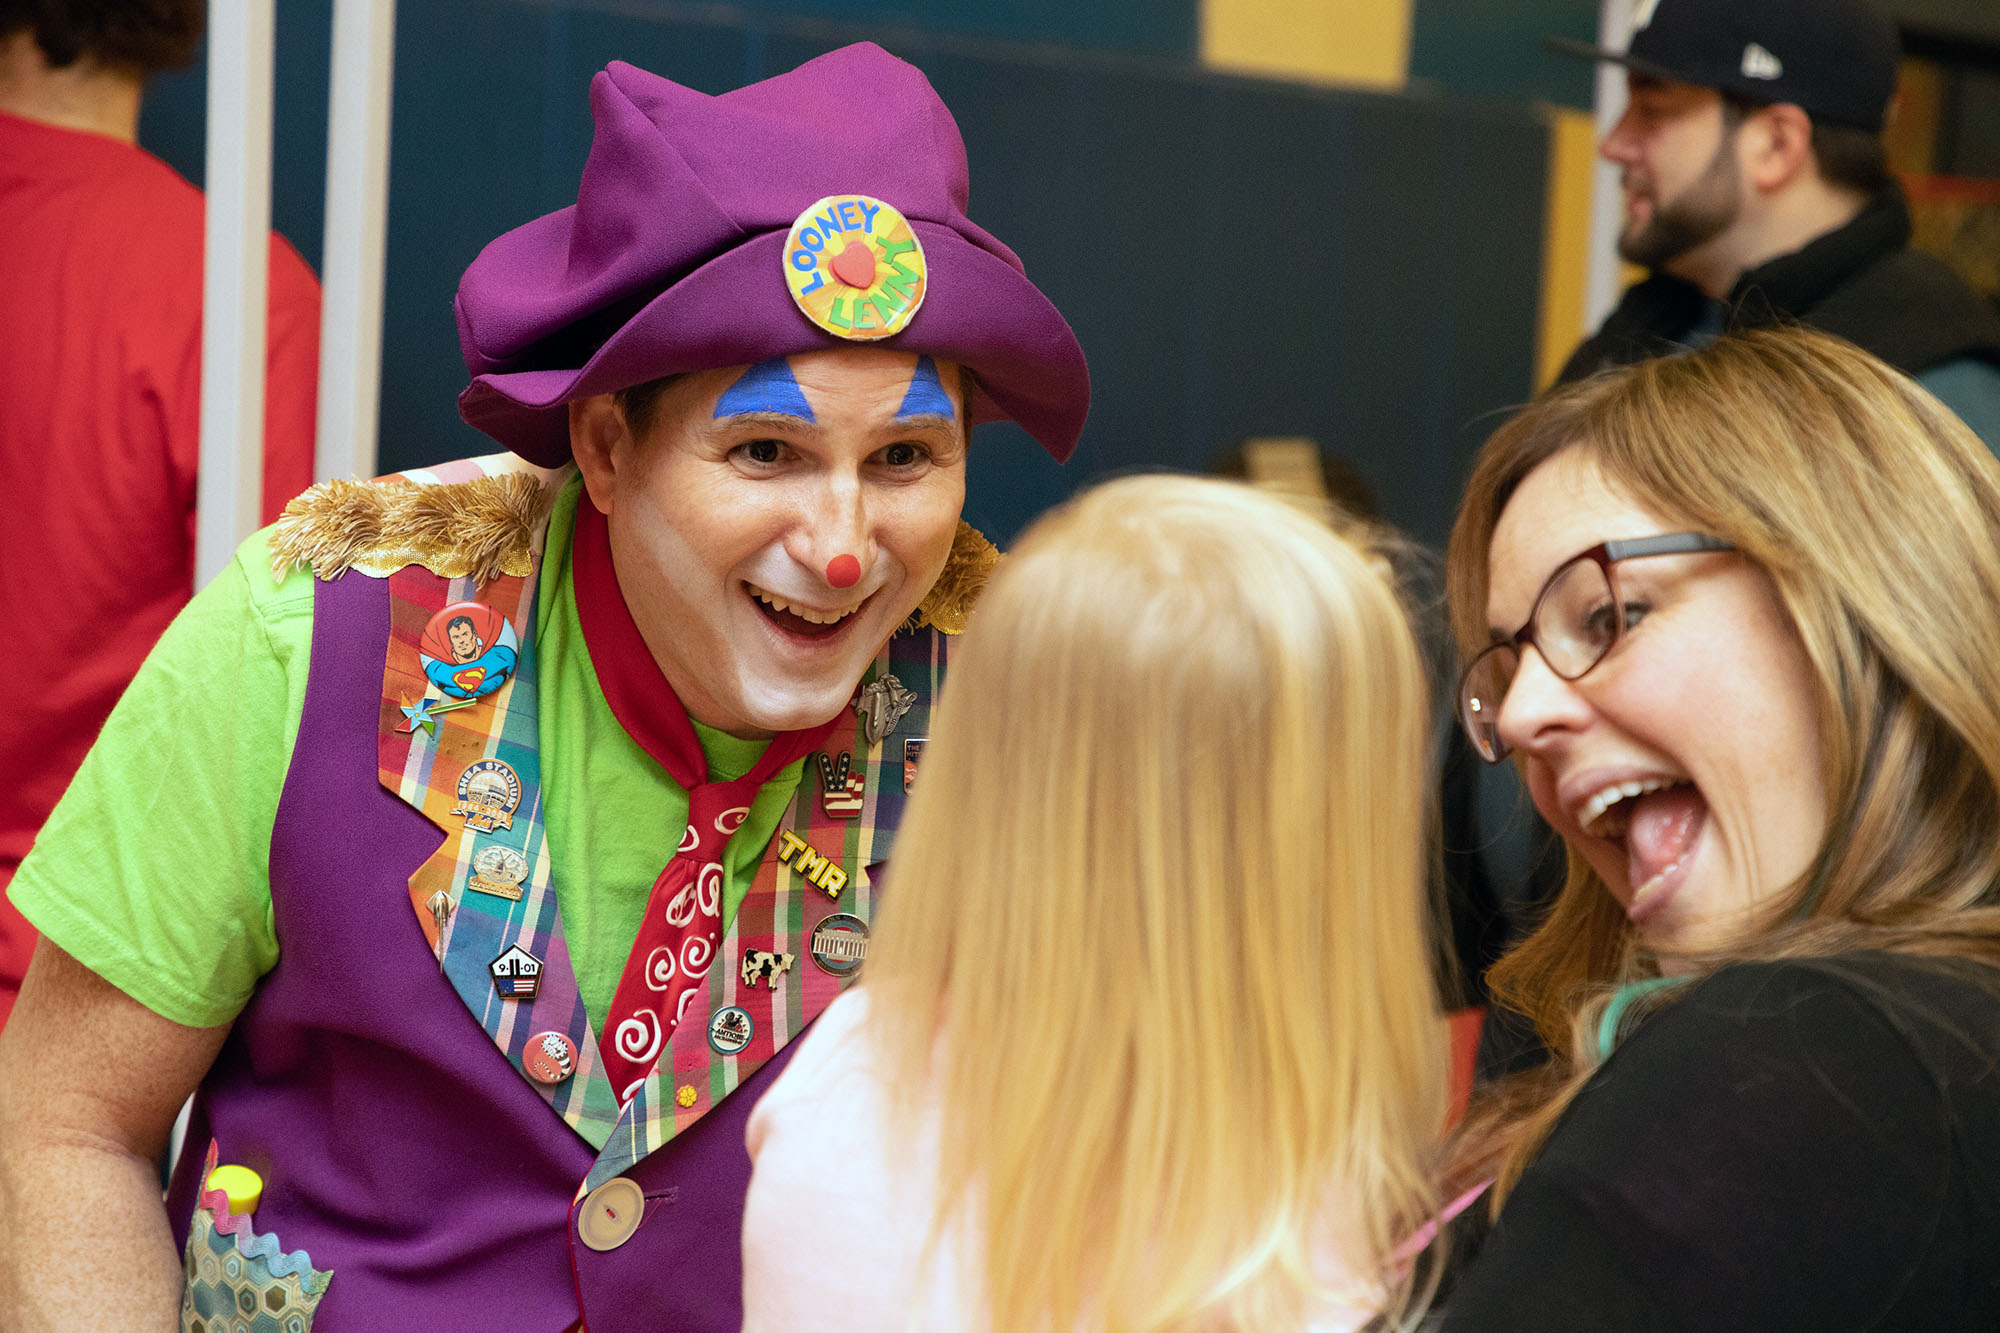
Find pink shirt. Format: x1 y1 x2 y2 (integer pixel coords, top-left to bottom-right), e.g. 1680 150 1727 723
741 990 1383 1331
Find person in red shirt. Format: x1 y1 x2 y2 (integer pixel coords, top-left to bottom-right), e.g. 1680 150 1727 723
0 0 321 1028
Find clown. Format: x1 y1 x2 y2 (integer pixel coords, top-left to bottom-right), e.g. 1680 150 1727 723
0 44 1086 1332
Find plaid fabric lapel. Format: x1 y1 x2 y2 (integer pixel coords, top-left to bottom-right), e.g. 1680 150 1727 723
581 629 948 1190
379 552 626 1150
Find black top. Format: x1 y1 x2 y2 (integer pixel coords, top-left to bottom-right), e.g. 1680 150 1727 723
1558 184 2000 388
1437 954 2000 1331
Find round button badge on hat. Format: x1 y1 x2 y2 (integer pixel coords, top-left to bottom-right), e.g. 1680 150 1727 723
784 194 927 340
578 1176 647 1252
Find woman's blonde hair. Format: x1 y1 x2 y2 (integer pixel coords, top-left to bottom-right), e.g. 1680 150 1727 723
1445 326 2000 1199
865 473 1448 1332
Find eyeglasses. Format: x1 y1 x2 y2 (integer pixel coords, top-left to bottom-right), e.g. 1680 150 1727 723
1458 532 1735 763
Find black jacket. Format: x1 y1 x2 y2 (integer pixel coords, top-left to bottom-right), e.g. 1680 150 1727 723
1558 183 2000 385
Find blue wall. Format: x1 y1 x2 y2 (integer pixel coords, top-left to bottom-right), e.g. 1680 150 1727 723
1407 0 1599 107
141 1 1549 550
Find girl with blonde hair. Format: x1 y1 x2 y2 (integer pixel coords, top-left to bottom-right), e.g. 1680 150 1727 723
1437 327 2000 1328
740 473 1450 1332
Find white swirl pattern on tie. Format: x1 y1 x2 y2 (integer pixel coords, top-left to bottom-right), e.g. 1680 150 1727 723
715 806 749 836
644 945 676 991
697 861 722 914
680 934 714 976
664 882 697 928
613 1010 662 1065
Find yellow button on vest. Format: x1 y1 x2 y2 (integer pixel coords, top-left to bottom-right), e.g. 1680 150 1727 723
577 1177 646 1252
205 1164 264 1213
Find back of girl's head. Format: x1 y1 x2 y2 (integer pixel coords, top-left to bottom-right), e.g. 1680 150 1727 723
868 473 1446 1333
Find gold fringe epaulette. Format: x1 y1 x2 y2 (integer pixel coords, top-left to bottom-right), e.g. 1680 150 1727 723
269 471 558 584
912 522 1000 635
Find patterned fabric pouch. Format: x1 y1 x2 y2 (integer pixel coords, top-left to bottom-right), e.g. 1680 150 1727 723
180 1142 332 1333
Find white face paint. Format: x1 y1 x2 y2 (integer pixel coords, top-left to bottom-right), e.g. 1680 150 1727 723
585 347 967 739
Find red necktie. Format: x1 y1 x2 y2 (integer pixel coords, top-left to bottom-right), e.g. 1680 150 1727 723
572 501 836 1104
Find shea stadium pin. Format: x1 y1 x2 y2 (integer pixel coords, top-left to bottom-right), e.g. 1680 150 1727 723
784 194 926 340
453 759 521 833
707 1005 755 1056
810 913 870 977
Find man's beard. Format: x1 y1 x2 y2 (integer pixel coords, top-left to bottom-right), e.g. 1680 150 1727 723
1618 134 1743 271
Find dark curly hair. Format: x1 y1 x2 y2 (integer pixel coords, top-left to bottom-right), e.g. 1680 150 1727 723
1 1 205 77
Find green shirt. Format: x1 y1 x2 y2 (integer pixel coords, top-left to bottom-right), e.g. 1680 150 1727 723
11 474 803 1033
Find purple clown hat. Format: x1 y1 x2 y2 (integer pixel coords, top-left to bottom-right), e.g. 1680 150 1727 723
455 43 1090 465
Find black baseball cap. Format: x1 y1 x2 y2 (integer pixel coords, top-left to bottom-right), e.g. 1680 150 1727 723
1547 0 1900 131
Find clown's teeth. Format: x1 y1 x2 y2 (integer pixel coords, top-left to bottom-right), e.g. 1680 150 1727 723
749 585 859 625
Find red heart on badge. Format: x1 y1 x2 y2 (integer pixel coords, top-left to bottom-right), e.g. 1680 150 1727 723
453 667 487 691
830 240 876 289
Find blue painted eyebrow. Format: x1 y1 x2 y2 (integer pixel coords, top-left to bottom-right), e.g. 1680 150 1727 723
713 358 816 421
894 356 956 423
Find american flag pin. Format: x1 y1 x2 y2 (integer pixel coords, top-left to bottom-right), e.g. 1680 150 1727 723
815 751 866 818
489 944 544 1000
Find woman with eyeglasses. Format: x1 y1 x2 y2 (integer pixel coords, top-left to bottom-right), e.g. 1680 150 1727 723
1434 326 2000 1330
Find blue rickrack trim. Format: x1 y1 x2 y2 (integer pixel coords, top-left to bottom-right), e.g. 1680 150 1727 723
1594 975 1692 1061
221 1219 332 1295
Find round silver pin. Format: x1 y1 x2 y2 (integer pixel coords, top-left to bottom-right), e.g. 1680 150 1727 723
809 913 870 977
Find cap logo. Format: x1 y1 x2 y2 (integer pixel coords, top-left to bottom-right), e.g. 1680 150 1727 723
1631 0 1661 31
1740 43 1783 80
784 194 927 341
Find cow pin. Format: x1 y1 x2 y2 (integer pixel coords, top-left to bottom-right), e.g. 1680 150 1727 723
740 950 796 990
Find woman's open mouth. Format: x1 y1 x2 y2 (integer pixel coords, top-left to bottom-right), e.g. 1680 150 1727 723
1579 777 1709 923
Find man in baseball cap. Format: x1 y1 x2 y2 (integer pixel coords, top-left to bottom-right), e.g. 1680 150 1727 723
1548 0 2000 443
0 43 1086 1331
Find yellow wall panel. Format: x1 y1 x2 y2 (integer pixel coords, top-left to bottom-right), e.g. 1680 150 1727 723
1201 0 1412 91
1536 106 1600 391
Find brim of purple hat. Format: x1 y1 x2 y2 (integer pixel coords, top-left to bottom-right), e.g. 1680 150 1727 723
458 221 1090 467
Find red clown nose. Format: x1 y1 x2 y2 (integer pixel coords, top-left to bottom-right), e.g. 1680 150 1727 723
826 554 861 588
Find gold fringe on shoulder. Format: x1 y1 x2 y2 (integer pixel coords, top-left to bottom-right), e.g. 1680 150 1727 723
912 521 1001 635
269 471 559 584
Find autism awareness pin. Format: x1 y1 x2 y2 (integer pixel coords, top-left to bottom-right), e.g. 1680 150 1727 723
784 194 927 340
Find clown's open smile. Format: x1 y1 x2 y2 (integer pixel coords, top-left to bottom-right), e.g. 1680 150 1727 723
573 346 967 739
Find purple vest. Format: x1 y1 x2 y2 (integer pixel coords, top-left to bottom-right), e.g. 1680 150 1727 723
164 564 914 1331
